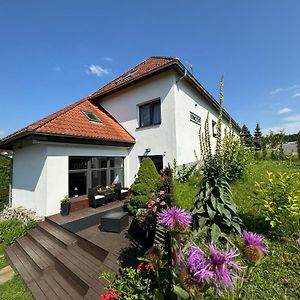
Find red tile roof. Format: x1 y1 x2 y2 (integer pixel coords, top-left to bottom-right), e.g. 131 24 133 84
0 98 135 146
89 56 178 99
0 56 178 147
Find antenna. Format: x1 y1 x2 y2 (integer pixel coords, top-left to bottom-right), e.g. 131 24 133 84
186 61 193 74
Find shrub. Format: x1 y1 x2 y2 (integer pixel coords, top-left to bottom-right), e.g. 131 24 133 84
128 158 160 213
173 159 198 183
0 156 10 211
223 129 254 181
0 218 36 245
100 268 156 300
255 172 300 233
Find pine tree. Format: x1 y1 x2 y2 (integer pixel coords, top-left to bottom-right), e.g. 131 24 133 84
254 122 262 150
240 124 253 147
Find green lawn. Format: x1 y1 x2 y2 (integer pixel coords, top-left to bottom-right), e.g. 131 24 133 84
0 275 33 300
0 243 32 300
174 160 300 299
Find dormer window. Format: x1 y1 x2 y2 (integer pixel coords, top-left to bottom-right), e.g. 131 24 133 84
81 110 101 123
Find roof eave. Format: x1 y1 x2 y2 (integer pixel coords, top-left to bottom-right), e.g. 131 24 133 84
0 131 135 150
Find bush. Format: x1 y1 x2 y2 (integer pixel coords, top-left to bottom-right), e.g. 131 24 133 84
100 268 156 300
255 172 300 234
0 156 10 211
0 218 36 245
128 158 160 213
223 132 254 181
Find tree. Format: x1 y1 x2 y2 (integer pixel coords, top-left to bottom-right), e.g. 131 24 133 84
253 122 262 150
0 156 11 211
128 157 160 213
240 124 253 147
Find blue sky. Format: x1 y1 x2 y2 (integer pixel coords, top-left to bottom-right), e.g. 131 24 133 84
1 0 300 137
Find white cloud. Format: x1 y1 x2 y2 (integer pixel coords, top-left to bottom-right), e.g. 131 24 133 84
52 65 61 72
264 121 300 134
103 57 113 62
265 114 300 134
277 107 292 115
87 64 111 77
293 92 300 97
270 85 299 95
270 88 284 95
283 114 300 122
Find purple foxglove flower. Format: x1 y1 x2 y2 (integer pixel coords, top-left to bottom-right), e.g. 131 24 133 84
242 230 268 254
157 207 192 232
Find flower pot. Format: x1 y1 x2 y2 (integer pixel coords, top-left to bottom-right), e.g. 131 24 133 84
61 202 70 216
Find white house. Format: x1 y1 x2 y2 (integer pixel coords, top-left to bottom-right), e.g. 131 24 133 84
0 56 240 216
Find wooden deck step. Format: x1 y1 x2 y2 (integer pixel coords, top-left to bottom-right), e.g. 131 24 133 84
16 236 54 273
28 227 105 296
43 269 83 300
37 219 78 247
5 244 47 300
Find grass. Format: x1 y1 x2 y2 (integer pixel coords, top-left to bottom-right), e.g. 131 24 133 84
174 159 300 299
0 237 33 299
0 275 33 300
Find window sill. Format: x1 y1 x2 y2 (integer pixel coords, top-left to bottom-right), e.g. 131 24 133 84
136 123 161 130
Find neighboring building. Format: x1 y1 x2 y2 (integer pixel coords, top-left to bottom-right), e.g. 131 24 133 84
0 56 240 216
282 141 298 155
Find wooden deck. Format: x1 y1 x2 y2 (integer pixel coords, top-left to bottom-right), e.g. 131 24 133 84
5 199 147 299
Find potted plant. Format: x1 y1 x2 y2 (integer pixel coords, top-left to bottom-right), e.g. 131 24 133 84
60 195 71 216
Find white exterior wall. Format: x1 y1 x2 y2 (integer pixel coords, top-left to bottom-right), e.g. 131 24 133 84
174 76 233 166
100 71 177 185
12 143 48 216
12 142 129 216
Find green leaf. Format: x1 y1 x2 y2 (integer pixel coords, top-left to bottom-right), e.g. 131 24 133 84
207 204 216 220
173 285 190 299
211 223 221 242
270 220 276 227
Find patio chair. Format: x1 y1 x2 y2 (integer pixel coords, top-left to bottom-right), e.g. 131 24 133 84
114 183 129 200
88 187 105 208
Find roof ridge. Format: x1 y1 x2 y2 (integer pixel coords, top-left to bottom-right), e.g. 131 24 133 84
88 56 178 99
148 55 178 60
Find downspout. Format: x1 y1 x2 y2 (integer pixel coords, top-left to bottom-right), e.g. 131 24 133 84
176 68 188 84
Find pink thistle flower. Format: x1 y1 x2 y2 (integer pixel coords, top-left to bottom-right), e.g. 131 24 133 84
157 207 192 232
147 200 155 208
186 244 245 291
187 246 213 283
159 190 165 195
156 198 160 203
241 230 268 254
208 244 245 290
296 238 300 246
160 201 166 206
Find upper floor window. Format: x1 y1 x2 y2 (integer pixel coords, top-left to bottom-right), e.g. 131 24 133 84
139 100 161 127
